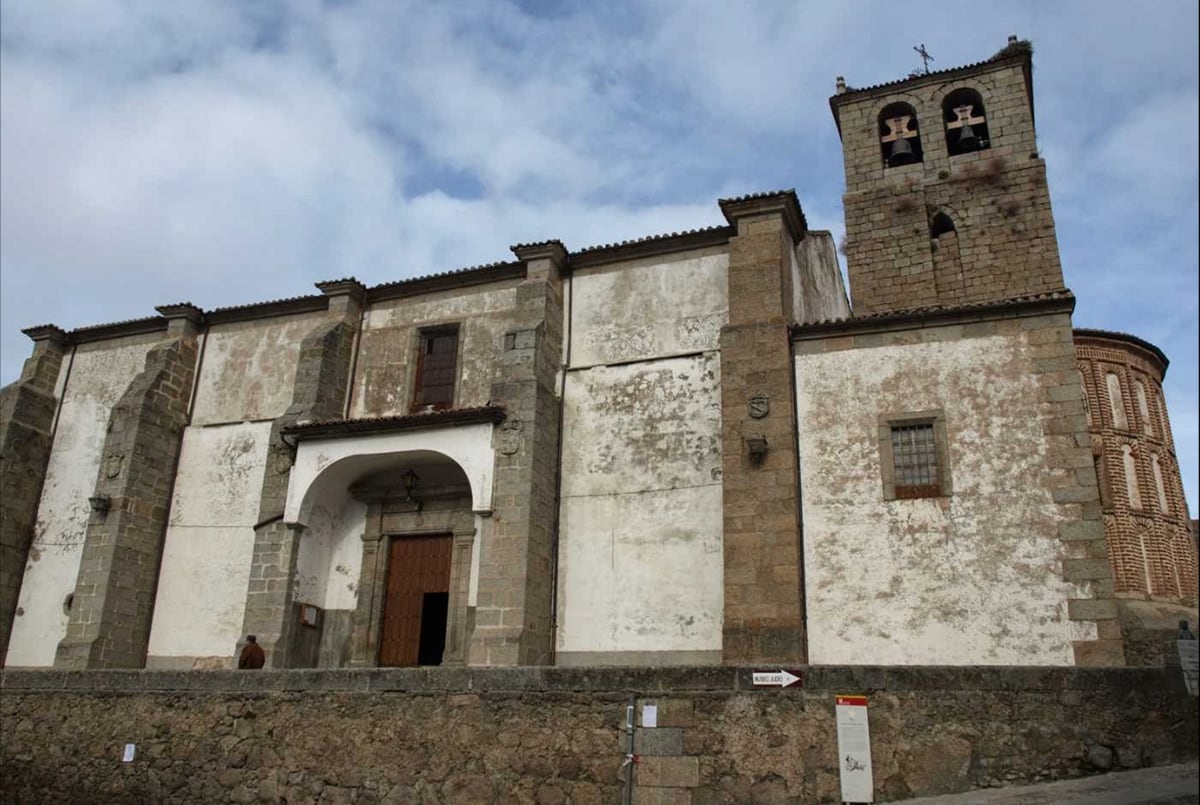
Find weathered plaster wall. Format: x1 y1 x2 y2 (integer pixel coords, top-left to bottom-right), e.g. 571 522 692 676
569 251 728 367
190 313 327 425
351 284 520 418
557 357 723 663
4 336 158 668
557 253 727 663
796 330 1091 665
792 231 851 326
145 422 272 669
293 497 365 612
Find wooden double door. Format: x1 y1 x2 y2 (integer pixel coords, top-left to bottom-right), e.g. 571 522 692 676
378 533 452 667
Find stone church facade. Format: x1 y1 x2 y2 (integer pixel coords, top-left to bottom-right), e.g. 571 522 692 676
1 38 1194 672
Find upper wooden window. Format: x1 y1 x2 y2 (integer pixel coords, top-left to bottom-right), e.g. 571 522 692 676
412 327 458 411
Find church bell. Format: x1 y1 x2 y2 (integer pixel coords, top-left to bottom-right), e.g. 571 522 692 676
956 124 981 151
888 136 917 167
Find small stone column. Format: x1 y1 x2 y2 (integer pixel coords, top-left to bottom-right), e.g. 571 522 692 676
718 192 808 664
348 513 385 668
442 525 477 665
55 305 202 669
0 325 69 664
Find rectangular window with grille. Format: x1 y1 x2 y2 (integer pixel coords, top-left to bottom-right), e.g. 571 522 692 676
412 327 458 411
879 411 951 500
891 424 940 498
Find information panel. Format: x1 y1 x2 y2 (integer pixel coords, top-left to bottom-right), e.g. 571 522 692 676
835 695 873 803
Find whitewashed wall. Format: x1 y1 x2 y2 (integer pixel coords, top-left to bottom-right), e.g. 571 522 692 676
5 336 159 667
795 331 1092 665
145 422 272 669
293 498 365 612
570 253 727 367
556 252 727 664
190 313 326 425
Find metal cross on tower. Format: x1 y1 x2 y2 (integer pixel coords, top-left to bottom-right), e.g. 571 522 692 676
913 44 934 75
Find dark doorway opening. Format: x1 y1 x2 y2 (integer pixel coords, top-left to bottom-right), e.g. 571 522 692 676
418 592 449 665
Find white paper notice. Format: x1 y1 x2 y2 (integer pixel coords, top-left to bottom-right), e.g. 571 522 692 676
642 704 658 728
122 744 136 763
835 695 873 803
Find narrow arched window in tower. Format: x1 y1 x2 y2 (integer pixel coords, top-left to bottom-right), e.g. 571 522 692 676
942 88 990 156
1138 531 1154 595
1135 380 1152 435
929 210 964 299
1122 444 1142 509
879 102 923 168
1106 372 1127 429
1151 453 1169 514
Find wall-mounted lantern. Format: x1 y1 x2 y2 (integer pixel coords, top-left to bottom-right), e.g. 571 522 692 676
399 468 423 513
746 436 769 463
88 495 111 515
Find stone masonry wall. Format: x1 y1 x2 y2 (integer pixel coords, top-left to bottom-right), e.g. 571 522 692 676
470 242 564 666
1 665 1195 804
0 328 66 664
718 194 806 664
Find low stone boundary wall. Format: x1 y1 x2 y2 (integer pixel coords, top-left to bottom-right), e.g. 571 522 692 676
2 665 1196 803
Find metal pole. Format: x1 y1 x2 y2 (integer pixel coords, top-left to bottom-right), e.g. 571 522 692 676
621 694 636 805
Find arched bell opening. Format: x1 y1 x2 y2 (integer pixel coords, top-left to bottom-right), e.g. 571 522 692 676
942 87 990 156
879 101 924 168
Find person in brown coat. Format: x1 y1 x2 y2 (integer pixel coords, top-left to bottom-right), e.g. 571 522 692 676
238 634 265 669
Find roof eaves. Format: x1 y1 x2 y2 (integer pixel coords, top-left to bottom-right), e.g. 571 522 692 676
569 225 732 269
792 290 1075 337
281 405 507 441
1073 327 1169 373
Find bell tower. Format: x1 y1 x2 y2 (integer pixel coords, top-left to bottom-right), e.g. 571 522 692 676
830 37 1067 314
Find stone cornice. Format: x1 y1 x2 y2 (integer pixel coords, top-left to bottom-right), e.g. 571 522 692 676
20 324 70 345
315 278 367 303
511 240 568 266
718 190 807 244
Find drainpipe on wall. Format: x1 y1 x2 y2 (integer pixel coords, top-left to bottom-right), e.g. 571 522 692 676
621 693 637 805
788 324 809 661
548 266 573 665
342 302 367 419
47 344 76 440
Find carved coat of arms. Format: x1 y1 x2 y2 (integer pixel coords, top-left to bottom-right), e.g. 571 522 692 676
748 394 770 419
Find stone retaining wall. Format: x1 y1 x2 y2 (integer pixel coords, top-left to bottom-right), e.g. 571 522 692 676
2 666 1196 804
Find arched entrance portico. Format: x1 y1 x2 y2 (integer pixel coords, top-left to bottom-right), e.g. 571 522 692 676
239 411 500 668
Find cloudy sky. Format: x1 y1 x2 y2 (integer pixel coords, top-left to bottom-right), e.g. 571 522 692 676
1 0 1196 511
